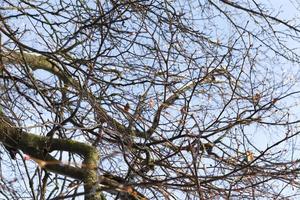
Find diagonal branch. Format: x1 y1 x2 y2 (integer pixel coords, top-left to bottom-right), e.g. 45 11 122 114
1 51 148 199
0 122 101 199
146 81 196 137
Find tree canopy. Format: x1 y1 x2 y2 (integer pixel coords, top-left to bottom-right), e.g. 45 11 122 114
1 0 300 199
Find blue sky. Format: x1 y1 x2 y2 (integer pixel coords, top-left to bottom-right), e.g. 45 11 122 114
2 0 300 199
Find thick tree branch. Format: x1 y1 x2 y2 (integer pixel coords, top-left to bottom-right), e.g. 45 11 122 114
2 51 70 83
0 123 102 199
2 51 147 139
0 123 146 199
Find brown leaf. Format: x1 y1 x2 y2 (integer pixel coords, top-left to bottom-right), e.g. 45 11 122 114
124 103 130 112
246 151 254 162
253 93 261 104
149 98 155 108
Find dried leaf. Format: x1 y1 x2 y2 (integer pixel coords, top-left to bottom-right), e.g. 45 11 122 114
246 151 254 162
253 93 261 104
124 103 130 112
149 98 155 108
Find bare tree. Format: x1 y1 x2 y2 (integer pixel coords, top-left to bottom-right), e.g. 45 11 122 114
1 0 300 199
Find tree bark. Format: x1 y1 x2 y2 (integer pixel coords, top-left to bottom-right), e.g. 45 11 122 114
0 121 102 200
